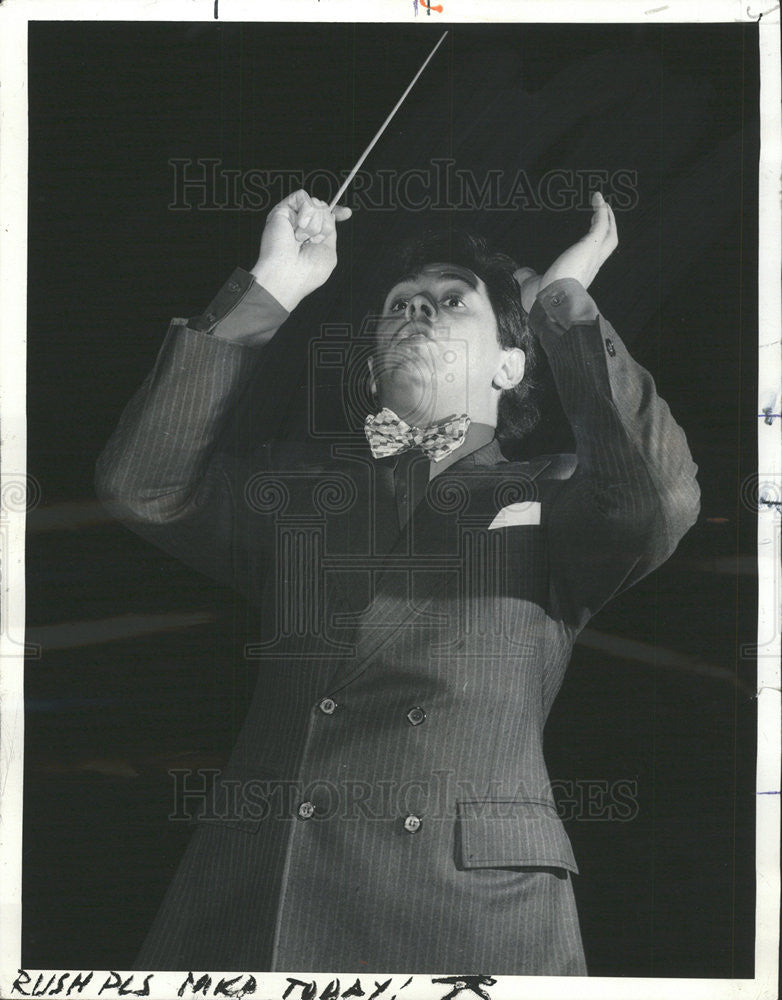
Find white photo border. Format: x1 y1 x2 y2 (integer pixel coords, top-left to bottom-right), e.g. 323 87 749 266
1 1 779 998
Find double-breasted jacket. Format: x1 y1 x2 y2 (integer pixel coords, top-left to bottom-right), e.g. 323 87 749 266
96 271 700 975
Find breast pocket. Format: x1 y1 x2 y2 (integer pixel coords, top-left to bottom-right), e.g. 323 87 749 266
455 799 578 873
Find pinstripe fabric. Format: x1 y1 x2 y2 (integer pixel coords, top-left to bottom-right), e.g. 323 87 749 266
97 278 700 975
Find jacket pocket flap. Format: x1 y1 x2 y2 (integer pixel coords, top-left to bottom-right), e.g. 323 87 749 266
456 799 578 873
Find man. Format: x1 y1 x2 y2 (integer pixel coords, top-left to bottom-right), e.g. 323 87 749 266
96 189 700 975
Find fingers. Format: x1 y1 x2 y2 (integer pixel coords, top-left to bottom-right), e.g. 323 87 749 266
293 195 325 244
597 195 618 254
268 190 352 246
605 198 618 248
587 191 619 255
588 190 609 235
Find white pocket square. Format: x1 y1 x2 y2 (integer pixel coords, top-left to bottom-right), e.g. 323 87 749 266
488 501 542 530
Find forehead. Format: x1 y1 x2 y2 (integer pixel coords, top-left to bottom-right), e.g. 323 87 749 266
385 263 483 293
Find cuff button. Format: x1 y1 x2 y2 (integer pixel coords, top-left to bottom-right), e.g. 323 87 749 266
406 706 426 726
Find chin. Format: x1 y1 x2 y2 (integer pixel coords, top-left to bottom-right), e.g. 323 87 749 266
379 368 436 425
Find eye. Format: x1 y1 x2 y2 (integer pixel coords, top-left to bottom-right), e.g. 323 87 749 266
441 293 465 308
388 297 408 313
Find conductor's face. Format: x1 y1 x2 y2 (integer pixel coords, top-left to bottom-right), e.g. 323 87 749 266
369 263 520 428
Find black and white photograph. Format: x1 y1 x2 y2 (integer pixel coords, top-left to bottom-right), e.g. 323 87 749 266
0 2 779 998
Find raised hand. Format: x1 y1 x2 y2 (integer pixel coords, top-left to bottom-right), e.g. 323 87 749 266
250 190 352 312
514 191 618 314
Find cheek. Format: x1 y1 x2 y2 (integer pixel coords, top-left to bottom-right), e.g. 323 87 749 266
440 330 500 383
476 325 503 371
435 341 469 385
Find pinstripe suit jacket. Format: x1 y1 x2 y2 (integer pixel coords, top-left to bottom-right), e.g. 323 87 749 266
96 275 700 975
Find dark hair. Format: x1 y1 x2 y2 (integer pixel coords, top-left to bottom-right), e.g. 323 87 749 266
372 229 543 444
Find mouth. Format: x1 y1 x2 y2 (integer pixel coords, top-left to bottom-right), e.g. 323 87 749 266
393 320 433 344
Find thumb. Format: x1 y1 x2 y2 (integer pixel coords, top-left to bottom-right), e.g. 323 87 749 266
513 267 538 287
333 205 352 222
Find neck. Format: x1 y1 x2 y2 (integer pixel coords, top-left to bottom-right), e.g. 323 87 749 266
429 422 496 480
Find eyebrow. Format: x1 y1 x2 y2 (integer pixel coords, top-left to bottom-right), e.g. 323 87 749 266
387 268 479 292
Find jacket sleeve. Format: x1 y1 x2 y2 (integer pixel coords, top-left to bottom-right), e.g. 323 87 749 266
528 278 701 632
94 269 289 596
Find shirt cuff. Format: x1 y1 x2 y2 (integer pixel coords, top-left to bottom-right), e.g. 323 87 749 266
528 278 600 350
188 267 290 347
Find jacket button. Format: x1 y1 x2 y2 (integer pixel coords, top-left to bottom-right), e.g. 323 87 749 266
406 706 426 726
205 312 217 323
319 697 337 715
298 801 316 820
403 814 422 833
227 281 240 292
605 337 616 357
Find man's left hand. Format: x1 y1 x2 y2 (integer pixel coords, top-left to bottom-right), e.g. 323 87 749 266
515 191 618 313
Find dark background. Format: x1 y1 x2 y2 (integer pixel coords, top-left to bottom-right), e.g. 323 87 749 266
24 21 758 977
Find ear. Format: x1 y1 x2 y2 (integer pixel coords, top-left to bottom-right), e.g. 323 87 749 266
367 356 378 398
492 347 526 390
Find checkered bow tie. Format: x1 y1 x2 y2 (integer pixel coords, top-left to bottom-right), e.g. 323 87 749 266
364 407 471 463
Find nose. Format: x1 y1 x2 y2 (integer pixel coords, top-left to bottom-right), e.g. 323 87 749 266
406 293 435 321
